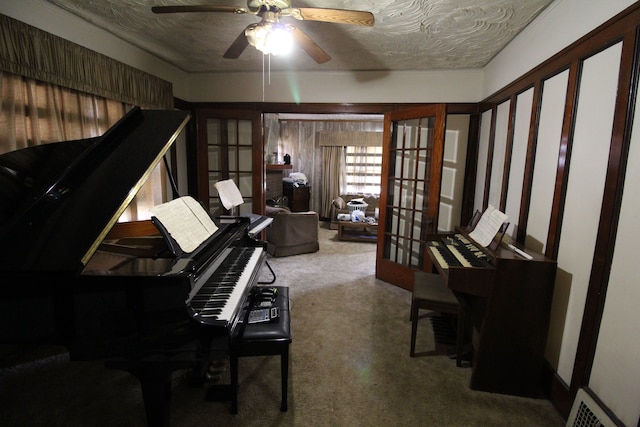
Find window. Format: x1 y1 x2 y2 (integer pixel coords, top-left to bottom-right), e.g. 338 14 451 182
344 145 382 195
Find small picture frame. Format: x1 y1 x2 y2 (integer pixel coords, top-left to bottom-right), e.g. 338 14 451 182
489 221 510 251
466 209 482 231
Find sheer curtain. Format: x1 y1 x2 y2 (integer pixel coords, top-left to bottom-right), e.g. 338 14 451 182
0 14 175 221
0 71 163 221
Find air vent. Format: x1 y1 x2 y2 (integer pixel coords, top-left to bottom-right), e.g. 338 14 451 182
566 388 616 427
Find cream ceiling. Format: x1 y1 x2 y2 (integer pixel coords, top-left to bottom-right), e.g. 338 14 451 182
45 0 554 73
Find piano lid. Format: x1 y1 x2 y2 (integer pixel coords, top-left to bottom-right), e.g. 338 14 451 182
0 107 191 272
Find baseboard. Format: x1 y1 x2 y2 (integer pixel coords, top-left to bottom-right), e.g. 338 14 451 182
540 361 571 420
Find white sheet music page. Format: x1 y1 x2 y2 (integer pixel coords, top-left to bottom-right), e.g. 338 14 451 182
468 205 508 247
215 179 244 210
149 196 218 253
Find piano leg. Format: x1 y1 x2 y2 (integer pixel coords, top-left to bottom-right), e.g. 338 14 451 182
137 365 173 427
105 359 195 427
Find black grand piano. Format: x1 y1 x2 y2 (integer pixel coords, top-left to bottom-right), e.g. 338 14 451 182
0 107 268 426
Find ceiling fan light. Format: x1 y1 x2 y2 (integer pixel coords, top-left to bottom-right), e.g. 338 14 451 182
245 22 292 56
265 24 293 55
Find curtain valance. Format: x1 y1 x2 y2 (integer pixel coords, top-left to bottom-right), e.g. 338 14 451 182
0 14 173 109
317 131 382 147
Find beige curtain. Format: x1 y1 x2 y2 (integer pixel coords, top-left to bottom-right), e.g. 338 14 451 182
0 71 162 222
0 14 175 222
279 119 383 219
0 14 173 109
0 71 131 150
321 146 345 218
316 130 382 147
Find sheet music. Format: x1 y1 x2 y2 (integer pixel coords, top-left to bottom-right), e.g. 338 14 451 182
215 179 244 210
150 196 218 253
468 205 508 247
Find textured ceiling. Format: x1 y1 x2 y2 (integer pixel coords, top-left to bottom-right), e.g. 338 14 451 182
45 0 554 73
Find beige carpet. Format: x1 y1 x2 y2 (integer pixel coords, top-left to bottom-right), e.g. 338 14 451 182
0 223 566 426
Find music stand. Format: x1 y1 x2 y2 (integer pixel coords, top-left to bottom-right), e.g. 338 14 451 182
215 179 244 216
214 179 276 284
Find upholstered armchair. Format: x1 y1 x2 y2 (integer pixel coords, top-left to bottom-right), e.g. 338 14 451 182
265 206 320 257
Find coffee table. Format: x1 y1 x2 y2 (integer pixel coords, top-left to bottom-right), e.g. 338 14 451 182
337 220 378 242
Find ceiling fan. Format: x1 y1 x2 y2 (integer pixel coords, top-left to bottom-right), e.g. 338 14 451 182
151 0 375 64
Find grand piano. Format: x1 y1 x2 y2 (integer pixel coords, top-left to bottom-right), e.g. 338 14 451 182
0 107 267 426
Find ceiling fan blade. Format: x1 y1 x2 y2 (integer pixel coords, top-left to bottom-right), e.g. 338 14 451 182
291 27 331 64
291 8 374 26
151 5 249 14
223 29 250 59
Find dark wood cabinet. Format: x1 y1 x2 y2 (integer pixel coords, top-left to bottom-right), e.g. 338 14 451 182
266 164 292 201
283 184 310 212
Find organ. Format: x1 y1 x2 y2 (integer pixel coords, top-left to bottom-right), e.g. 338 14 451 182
425 227 557 397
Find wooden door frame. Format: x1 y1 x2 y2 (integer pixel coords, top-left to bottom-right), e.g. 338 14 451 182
375 104 447 291
193 108 264 214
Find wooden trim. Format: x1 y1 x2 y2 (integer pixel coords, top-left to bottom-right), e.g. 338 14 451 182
266 164 292 170
570 25 640 399
482 105 497 210
546 59 581 260
499 94 517 212
516 81 543 244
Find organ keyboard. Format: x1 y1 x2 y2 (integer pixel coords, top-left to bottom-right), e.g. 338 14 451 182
426 227 557 397
0 108 268 426
427 234 491 269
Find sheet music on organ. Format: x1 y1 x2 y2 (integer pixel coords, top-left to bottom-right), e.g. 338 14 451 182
149 196 218 253
468 205 508 247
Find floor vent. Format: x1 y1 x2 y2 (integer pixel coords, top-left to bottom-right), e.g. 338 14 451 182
567 388 616 427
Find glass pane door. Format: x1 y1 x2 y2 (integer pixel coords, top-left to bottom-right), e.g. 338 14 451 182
376 105 446 290
195 109 263 217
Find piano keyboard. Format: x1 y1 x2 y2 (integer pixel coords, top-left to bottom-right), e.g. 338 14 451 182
186 246 264 327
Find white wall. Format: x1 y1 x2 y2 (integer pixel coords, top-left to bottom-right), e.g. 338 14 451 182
184 69 483 103
483 0 636 98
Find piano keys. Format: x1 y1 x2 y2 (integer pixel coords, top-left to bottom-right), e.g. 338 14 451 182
425 228 557 397
0 107 268 426
187 245 266 326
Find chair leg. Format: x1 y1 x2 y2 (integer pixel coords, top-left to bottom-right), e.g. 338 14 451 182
410 303 419 357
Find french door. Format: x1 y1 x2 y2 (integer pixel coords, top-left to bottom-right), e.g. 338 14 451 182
376 105 446 290
195 109 264 215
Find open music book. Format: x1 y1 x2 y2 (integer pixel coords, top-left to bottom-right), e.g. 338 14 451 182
468 205 508 248
149 196 219 254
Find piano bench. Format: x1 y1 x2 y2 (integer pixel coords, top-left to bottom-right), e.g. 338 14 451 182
229 286 292 415
411 272 465 367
